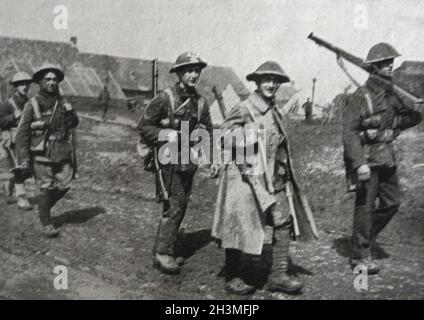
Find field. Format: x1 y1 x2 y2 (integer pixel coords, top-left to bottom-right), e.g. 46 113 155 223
0 110 423 300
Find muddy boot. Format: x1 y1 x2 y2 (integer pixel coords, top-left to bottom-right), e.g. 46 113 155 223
268 228 303 294
225 277 256 296
224 249 255 295
349 256 380 275
153 253 180 275
17 195 33 211
37 191 61 238
15 184 32 211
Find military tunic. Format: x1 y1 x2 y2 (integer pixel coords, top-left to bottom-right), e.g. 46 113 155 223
343 75 421 258
15 91 79 192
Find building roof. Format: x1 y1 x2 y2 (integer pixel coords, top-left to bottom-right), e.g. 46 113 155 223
393 60 424 99
209 84 241 126
0 35 249 104
77 52 250 104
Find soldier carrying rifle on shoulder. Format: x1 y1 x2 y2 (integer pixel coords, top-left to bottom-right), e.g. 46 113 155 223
343 43 422 274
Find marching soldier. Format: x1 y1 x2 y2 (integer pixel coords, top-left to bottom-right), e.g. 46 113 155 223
15 63 79 237
343 43 422 274
0 72 33 210
137 52 214 275
212 61 318 295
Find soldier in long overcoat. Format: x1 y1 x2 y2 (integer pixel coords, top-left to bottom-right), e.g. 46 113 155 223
212 61 318 295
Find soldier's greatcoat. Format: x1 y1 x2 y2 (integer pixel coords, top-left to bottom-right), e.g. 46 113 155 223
212 91 318 256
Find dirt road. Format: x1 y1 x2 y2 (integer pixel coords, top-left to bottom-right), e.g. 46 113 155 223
1 115 423 299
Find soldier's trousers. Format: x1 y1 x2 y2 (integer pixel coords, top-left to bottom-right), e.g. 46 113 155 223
33 160 73 225
3 144 28 196
153 168 195 256
351 166 400 258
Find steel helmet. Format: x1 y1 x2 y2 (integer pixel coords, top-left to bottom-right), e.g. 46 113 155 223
32 63 65 83
365 43 401 64
246 61 290 83
10 71 32 85
170 52 207 73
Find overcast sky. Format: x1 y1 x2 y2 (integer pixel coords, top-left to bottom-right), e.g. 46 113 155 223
0 0 423 104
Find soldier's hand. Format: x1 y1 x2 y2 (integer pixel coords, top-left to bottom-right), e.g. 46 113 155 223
63 103 73 112
19 161 30 172
357 164 371 181
165 129 179 143
31 120 47 130
14 108 22 120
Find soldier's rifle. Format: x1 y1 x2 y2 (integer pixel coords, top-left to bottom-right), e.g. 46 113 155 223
307 33 422 106
150 58 170 201
2 140 20 173
70 129 78 178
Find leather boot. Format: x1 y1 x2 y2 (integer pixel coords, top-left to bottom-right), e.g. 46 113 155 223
153 253 181 275
17 195 33 211
15 183 32 210
268 228 303 294
349 256 380 275
37 191 60 238
224 249 255 295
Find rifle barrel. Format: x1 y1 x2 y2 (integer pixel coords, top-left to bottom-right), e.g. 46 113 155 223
308 32 422 105
152 59 158 98
308 33 370 72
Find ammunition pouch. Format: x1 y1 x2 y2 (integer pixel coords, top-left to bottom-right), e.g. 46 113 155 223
359 129 396 144
361 114 382 129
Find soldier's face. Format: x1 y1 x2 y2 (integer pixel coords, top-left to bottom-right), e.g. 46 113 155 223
40 72 59 93
257 75 281 100
177 66 201 88
14 81 30 96
374 59 394 78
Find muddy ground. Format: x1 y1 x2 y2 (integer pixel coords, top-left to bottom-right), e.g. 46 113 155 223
0 111 423 300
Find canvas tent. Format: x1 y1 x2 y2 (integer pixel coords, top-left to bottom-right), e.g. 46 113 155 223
209 84 241 126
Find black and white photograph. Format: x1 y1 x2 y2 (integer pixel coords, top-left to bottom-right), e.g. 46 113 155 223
0 0 423 303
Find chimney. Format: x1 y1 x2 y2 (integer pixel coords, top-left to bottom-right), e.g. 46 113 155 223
70 36 78 47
